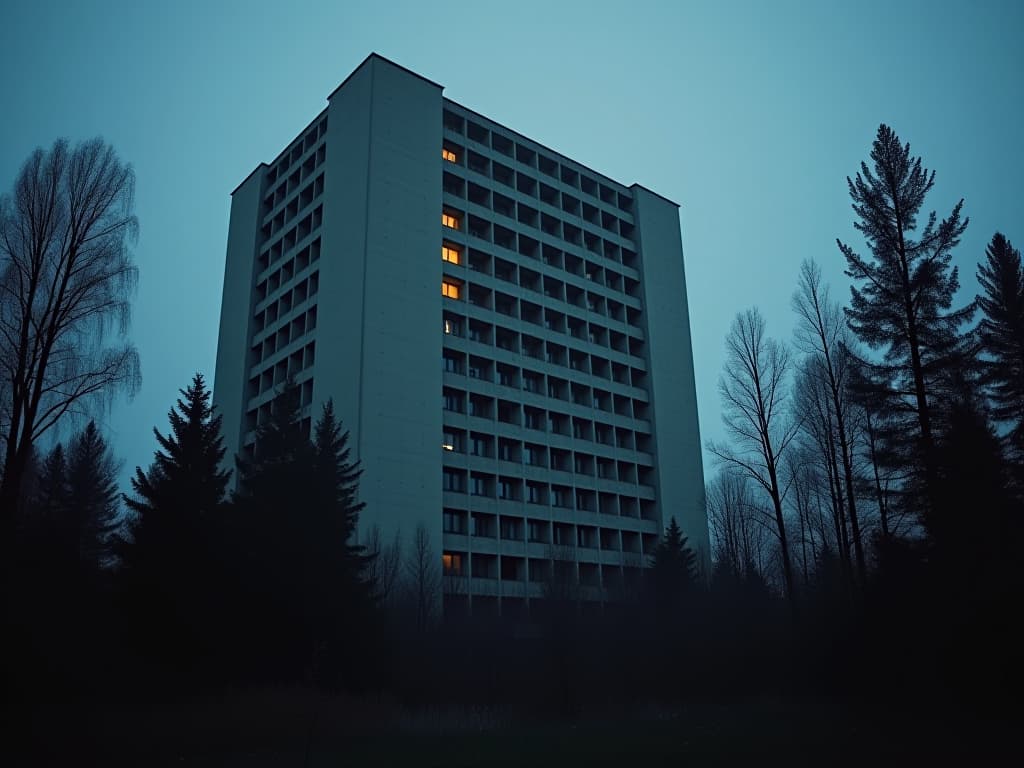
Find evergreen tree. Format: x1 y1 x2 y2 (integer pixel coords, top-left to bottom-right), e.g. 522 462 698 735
649 516 698 608
118 373 230 666
976 232 1024 458
64 421 121 571
32 443 68 523
838 124 975 515
123 372 230 525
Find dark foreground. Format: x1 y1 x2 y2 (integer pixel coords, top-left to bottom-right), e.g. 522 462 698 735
6 688 1015 766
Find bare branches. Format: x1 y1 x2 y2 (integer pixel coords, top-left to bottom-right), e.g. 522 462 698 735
709 308 799 602
0 138 139 514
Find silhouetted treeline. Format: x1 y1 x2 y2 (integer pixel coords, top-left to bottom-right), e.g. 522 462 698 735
2 126 1021 762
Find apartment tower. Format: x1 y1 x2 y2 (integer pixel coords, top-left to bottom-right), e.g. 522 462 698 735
214 53 707 617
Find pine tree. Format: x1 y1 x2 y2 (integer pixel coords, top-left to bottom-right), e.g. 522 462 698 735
118 373 230 662
649 516 698 608
838 124 975 515
976 232 1024 457
124 372 230 524
64 421 121 571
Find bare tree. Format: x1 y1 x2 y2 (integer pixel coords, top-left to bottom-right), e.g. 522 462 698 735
365 524 402 607
403 522 441 633
707 470 771 583
792 260 866 584
709 308 800 603
0 139 140 516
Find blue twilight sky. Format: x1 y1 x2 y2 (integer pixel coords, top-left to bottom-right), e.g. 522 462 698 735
1 0 1021 493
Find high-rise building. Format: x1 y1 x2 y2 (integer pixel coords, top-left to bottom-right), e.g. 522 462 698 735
214 53 706 617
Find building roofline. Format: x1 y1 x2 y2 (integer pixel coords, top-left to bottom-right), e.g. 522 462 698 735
444 97 673 204
629 183 681 209
327 52 443 102
231 163 268 196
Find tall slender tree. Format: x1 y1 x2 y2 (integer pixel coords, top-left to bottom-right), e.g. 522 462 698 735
976 232 1024 459
63 421 121 571
709 308 800 603
792 260 866 585
838 124 974 516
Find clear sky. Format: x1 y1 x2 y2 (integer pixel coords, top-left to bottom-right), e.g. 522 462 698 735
1 0 1021 493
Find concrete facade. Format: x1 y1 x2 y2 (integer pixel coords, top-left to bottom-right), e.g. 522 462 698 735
213 53 707 616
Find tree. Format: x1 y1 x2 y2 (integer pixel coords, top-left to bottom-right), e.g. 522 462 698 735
123 372 229 526
792 260 866 584
0 138 140 518
976 232 1024 460
649 516 698 610
117 373 230 662
707 470 771 584
403 522 441 633
838 124 974 515
709 308 800 603
366 524 402 607
64 421 121 572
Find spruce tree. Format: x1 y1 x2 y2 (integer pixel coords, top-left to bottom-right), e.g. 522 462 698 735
124 372 230 524
649 516 698 607
838 124 975 514
119 373 230 661
64 421 121 571
976 232 1024 457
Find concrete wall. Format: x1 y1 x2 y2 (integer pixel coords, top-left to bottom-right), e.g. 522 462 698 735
630 185 709 566
317 56 444 558
213 169 264 471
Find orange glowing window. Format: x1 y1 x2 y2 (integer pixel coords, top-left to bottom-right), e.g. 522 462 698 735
442 553 463 574
442 279 461 300
442 148 457 162
442 244 461 264
442 212 460 229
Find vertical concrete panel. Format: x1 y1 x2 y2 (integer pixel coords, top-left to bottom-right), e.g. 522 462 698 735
631 186 710 565
213 170 264 471
318 57 444 558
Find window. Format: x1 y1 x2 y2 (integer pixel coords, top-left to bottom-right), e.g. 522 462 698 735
443 391 463 412
443 316 461 336
442 278 461 299
442 212 460 229
527 483 544 504
471 475 488 496
470 435 488 456
552 487 567 508
498 480 514 500
443 469 464 492
443 354 459 373
442 244 461 265
528 520 544 542
442 147 457 162
442 552 463 574
443 510 466 535
442 430 458 451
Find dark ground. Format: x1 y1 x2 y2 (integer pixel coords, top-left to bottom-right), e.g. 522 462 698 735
6 687 1016 766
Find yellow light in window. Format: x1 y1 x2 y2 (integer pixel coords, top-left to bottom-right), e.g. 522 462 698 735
442 280 461 300
442 213 459 229
443 553 461 573
442 148 457 162
442 245 461 264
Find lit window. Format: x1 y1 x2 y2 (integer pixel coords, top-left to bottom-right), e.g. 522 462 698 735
442 552 463 574
442 279 461 299
443 317 461 336
442 212 460 229
442 244 461 264
442 148 457 162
